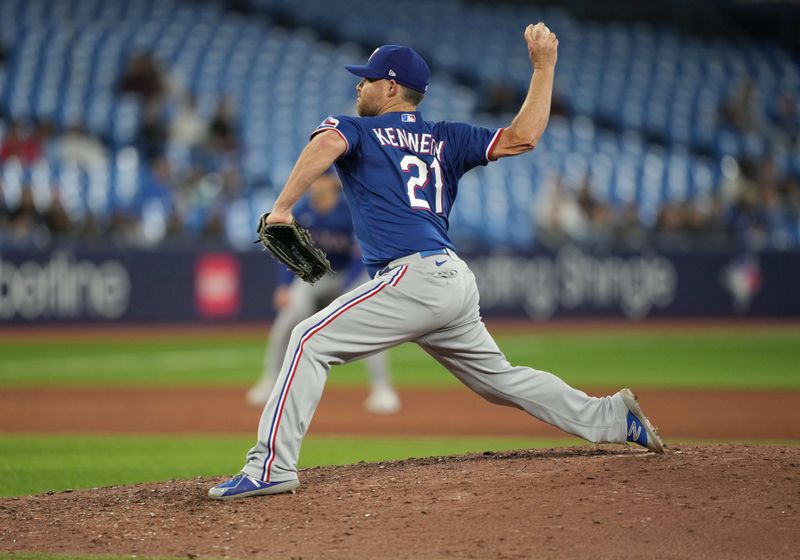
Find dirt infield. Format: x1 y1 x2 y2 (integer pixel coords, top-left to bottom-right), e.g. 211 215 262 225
1 444 798 559
1 386 800 440
2 382 799 559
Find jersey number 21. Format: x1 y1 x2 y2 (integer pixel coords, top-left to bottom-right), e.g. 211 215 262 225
401 155 444 214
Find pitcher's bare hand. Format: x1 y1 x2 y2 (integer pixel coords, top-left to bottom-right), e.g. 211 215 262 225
525 22 558 69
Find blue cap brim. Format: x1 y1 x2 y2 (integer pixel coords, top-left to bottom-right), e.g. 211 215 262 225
344 64 384 79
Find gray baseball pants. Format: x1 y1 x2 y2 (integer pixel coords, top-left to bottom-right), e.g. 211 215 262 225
242 250 629 483
258 273 393 396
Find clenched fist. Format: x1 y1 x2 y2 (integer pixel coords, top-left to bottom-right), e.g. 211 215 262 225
525 22 558 69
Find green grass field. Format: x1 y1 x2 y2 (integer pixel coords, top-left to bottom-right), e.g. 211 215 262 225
0 434 581 498
1 326 799 500
2 327 799 389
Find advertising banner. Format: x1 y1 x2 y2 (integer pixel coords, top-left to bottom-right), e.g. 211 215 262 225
0 247 797 324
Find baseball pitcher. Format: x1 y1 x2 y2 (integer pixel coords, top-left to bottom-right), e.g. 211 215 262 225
210 23 664 500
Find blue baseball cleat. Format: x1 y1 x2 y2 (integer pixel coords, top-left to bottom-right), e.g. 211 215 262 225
620 388 665 453
208 473 300 500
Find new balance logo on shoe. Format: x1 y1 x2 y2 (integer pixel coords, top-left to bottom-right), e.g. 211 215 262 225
627 421 642 442
620 388 664 453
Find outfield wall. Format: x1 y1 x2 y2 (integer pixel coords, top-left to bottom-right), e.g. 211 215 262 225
0 246 797 324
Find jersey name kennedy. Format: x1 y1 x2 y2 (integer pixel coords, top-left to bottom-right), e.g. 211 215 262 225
371 127 444 158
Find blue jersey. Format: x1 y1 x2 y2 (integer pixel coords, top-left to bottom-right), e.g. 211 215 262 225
294 196 355 273
275 195 361 286
311 112 502 275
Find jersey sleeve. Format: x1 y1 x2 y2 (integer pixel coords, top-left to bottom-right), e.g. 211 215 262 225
310 115 361 157
292 197 311 226
275 263 295 287
441 121 504 175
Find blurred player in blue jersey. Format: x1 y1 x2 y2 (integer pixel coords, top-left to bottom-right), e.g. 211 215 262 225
247 168 401 414
211 23 664 500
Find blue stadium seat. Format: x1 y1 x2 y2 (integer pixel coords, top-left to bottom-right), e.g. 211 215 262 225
1 0 797 250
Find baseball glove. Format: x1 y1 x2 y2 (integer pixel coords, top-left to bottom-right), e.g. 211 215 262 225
255 213 333 284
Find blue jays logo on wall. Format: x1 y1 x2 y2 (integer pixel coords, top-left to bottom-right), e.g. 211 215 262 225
721 255 762 313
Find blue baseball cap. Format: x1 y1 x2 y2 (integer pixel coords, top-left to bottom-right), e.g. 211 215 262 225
345 45 430 93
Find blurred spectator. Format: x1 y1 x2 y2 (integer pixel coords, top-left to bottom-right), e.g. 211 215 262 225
169 95 207 151
532 175 589 247
117 52 166 106
681 200 711 239
43 194 72 242
139 156 175 205
615 202 649 249
784 176 800 217
201 209 227 243
721 157 800 250
74 213 99 241
207 96 239 154
701 194 729 246
721 78 761 134
653 203 691 248
650 186 731 249
136 103 168 162
0 120 43 164
54 123 108 168
220 164 245 198
532 176 615 248
6 186 44 245
132 156 181 246
529 165 791 252
36 120 57 160
482 82 523 116
175 168 233 242
107 211 141 247
758 159 797 249
576 181 615 247
194 97 242 192
769 92 800 147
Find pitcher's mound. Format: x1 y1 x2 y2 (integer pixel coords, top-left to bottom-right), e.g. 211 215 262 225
1 444 798 559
